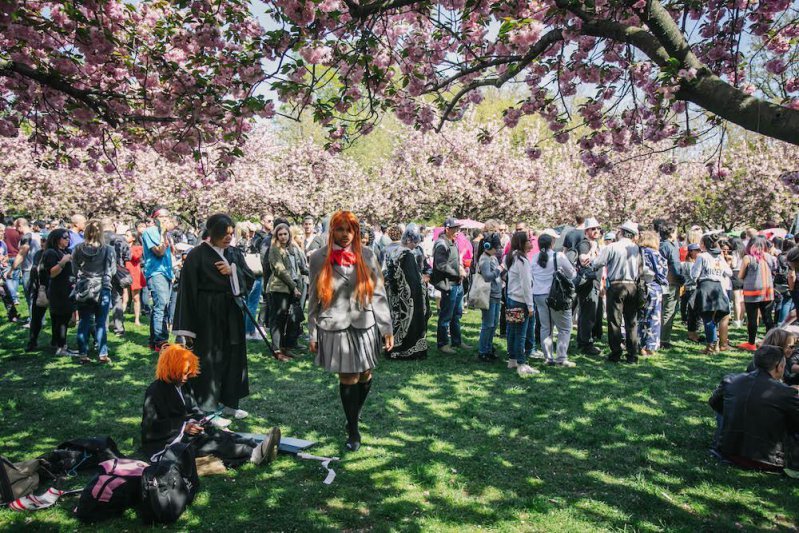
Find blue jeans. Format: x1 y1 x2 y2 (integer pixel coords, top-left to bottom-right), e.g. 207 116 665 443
148 274 172 347
5 268 21 304
478 299 501 356
775 292 793 324
245 277 263 335
506 298 530 364
524 307 536 356
437 284 463 348
702 311 720 344
77 288 112 356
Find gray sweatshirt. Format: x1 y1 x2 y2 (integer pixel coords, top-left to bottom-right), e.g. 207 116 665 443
478 253 503 301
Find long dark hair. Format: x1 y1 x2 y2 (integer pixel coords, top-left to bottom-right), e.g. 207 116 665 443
205 213 235 243
537 233 553 268
505 231 528 269
45 228 69 251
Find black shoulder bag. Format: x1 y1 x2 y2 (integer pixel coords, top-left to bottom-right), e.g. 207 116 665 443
546 253 575 312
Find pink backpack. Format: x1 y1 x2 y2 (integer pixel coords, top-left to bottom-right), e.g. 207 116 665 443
74 458 149 522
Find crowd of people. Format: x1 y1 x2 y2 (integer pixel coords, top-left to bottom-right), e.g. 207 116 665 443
1 209 798 473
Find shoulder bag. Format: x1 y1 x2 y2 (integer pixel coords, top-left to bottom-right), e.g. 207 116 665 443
634 247 649 310
546 253 575 311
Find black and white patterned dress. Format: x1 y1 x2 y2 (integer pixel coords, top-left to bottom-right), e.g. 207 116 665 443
384 246 429 360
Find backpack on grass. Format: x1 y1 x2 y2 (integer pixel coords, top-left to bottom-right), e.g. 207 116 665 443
0 455 50 504
74 458 149 523
138 442 199 524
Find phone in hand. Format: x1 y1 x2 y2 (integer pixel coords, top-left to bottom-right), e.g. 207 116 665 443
195 413 217 427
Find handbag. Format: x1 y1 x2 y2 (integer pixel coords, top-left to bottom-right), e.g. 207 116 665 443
36 284 49 307
114 264 133 289
244 253 263 276
635 247 649 311
546 253 575 311
505 307 527 324
467 269 491 310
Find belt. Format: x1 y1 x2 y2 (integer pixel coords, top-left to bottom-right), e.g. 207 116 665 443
609 280 635 284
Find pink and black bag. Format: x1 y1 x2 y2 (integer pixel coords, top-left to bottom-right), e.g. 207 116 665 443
73 458 149 522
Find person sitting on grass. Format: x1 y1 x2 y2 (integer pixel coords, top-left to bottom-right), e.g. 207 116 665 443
141 344 281 466
709 344 799 478
745 328 799 385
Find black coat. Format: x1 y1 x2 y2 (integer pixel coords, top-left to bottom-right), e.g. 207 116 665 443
173 243 251 412
709 369 799 468
140 380 204 457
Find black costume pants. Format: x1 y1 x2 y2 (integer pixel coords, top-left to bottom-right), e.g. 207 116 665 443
745 301 775 344
576 282 600 348
269 291 292 351
607 281 640 361
593 293 604 341
191 428 258 463
681 289 698 332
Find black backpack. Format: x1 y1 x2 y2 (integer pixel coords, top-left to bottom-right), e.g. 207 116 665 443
74 458 149 522
546 253 575 312
138 442 199 524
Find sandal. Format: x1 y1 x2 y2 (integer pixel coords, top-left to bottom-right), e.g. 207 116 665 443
98 356 111 364
77 355 91 365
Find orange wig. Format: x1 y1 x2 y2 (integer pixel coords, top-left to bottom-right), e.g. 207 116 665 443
155 344 200 384
316 211 375 309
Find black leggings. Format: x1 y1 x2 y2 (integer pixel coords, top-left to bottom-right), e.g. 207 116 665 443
745 301 774 344
28 304 48 346
268 292 292 351
50 311 72 348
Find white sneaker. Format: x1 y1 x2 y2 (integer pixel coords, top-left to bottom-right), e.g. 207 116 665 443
209 416 232 428
531 350 545 359
517 364 540 376
245 333 261 341
507 359 518 369
221 406 249 419
557 360 576 368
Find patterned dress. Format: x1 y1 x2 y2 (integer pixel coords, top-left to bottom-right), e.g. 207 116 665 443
638 247 668 351
384 246 429 360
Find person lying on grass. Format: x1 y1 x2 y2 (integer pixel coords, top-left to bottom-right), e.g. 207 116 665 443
709 344 799 478
141 344 280 466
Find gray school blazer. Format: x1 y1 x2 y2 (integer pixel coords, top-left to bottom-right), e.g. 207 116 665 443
307 246 393 343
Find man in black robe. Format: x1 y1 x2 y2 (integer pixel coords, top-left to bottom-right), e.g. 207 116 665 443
173 214 255 421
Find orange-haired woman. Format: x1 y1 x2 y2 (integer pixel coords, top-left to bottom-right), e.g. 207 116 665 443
308 211 394 452
141 344 280 465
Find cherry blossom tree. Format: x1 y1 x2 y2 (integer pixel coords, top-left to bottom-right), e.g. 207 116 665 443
4 0 799 174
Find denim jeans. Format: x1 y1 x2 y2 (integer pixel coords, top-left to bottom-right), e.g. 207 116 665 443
524 308 536 356
478 298 501 356
702 312 720 344
148 273 172 347
436 283 463 348
5 268 21 304
775 292 793 325
245 277 263 335
506 297 530 364
77 288 112 356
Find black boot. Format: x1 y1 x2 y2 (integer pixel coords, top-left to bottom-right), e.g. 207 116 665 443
357 378 372 420
339 383 361 451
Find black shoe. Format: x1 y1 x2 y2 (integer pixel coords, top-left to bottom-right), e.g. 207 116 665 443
477 353 493 363
581 345 601 356
625 357 639 364
661 342 673 349
24 342 37 352
606 355 621 363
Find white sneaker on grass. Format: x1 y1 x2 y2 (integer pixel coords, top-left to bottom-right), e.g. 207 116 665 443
507 359 518 369
517 364 540 376
557 360 577 368
221 406 249 419
209 416 232 428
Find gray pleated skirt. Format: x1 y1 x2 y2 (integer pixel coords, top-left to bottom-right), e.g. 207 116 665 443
314 325 380 373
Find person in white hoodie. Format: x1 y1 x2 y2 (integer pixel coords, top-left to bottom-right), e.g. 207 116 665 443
505 231 539 376
531 233 577 367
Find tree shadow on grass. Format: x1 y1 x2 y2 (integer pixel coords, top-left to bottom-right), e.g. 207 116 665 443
1 314 798 531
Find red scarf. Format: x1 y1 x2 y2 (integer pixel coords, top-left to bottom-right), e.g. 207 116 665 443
330 248 356 266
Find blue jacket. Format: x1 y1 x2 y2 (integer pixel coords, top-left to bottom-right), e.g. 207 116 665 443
659 239 684 285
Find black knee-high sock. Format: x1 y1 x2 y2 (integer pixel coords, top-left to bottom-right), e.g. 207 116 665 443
357 378 372 418
339 383 361 445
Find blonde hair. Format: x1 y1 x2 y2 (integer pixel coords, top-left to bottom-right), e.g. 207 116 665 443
687 230 702 245
639 230 660 250
83 219 103 246
761 328 796 352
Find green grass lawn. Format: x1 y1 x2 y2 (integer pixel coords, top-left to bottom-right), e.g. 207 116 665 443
1 304 797 532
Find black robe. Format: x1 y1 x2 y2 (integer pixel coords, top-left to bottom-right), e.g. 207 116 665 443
140 379 258 462
173 243 252 412
384 248 429 360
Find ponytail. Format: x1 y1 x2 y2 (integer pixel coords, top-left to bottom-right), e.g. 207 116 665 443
537 233 553 268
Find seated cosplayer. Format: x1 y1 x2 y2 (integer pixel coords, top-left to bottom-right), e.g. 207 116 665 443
709 344 799 476
141 344 280 466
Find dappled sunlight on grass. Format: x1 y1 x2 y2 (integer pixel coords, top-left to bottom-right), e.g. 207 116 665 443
1 304 798 531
